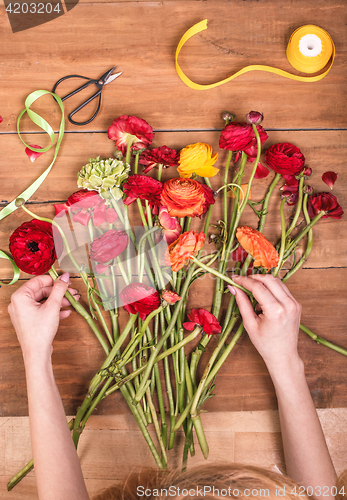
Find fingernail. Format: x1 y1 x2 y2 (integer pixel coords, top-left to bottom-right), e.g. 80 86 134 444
232 274 241 280
227 285 236 295
60 272 70 284
75 294 81 300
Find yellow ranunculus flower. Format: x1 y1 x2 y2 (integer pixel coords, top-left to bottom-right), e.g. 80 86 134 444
177 143 219 178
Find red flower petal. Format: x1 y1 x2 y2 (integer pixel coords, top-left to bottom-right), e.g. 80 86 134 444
182 322 197 331
322 171 337 190
0 116 3 123
254 162 270 179
25 145 43 162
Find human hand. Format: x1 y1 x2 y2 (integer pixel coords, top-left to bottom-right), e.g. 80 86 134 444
231 274 302 375
8 273 80 366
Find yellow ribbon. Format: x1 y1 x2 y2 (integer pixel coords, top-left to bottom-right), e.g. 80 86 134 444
175 20 335 89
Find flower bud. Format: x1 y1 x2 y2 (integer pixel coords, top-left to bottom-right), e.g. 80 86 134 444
245 111 264 125
114 150 123 160
303 185 314 195
303 167 312 179
15 198 25 207
281 191 298 206
221 111 235 123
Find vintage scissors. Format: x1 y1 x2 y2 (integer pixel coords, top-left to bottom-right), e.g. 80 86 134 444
52 66 122 126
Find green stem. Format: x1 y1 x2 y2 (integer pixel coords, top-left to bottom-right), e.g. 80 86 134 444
282 193 312 282
258 173 282 232
137 226 160 282
191 414 209 459
48 268 110 355
205 323 245 388
299 324 347 357
273 198 287 277
283 211 325 260
285 176 304 238
145 387 168 465
223 151 233 226
190 256 250 295
157 163 163 181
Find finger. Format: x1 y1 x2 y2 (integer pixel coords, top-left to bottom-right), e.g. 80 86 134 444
233 275 279 313
60 310 72 320
233 287 259 333
45 273 70 310
35 286 79 302
246 274 295 305
13 275 54 301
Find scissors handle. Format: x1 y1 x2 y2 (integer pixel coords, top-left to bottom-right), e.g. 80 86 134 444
52 75 103 126
68 91 102 126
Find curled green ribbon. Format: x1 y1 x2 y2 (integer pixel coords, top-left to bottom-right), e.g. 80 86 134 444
0 90 65 285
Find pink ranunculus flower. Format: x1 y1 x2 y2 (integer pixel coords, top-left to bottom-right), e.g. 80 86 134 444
90 229 129 264
157 206 182 245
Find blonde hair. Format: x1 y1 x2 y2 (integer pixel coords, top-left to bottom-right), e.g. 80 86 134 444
93 464 312 500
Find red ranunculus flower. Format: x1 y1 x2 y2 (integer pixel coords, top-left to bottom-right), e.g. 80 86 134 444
9 220 59 275
219 122 268 155
307 192 344 220
108 115 154 155
265 143 305 177
90 229 129 264
54 190 117 227
120 282 160 320
183 308 222 336
139 146 180 174
123 175 163 214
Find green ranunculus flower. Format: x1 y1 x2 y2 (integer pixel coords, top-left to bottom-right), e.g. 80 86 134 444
77 156 131 200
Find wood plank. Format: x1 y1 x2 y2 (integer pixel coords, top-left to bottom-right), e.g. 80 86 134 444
0 1 346 132
1 410 347 499
0 268 346 417
0 130 346 277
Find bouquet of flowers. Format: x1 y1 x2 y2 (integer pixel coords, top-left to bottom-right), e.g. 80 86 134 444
7 111 345 490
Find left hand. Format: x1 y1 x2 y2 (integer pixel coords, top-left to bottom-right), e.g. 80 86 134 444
8 273 80 364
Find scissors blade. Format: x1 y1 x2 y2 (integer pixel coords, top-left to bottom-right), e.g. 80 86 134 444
104 71 122 85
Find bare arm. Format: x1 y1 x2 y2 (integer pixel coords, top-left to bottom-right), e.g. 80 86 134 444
8 274 89 500
232 274 336 498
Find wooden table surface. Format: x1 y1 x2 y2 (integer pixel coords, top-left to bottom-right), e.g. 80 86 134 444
0 0 346 419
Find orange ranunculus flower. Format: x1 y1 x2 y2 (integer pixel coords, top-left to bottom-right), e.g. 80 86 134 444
167 231 205 272
161 178 205 218
177 142 219 178
236 226 279 270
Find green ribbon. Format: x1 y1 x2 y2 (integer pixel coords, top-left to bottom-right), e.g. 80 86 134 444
0 90 65 286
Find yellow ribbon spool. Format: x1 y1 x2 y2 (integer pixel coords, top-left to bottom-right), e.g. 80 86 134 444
175 20 335 89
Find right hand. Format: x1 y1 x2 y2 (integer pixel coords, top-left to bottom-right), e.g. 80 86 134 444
232 274 302 373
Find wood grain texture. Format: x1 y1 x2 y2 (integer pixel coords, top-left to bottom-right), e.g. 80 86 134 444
1 267 346 417
0 130 346 278
0 1 346 132
1 410 347 499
